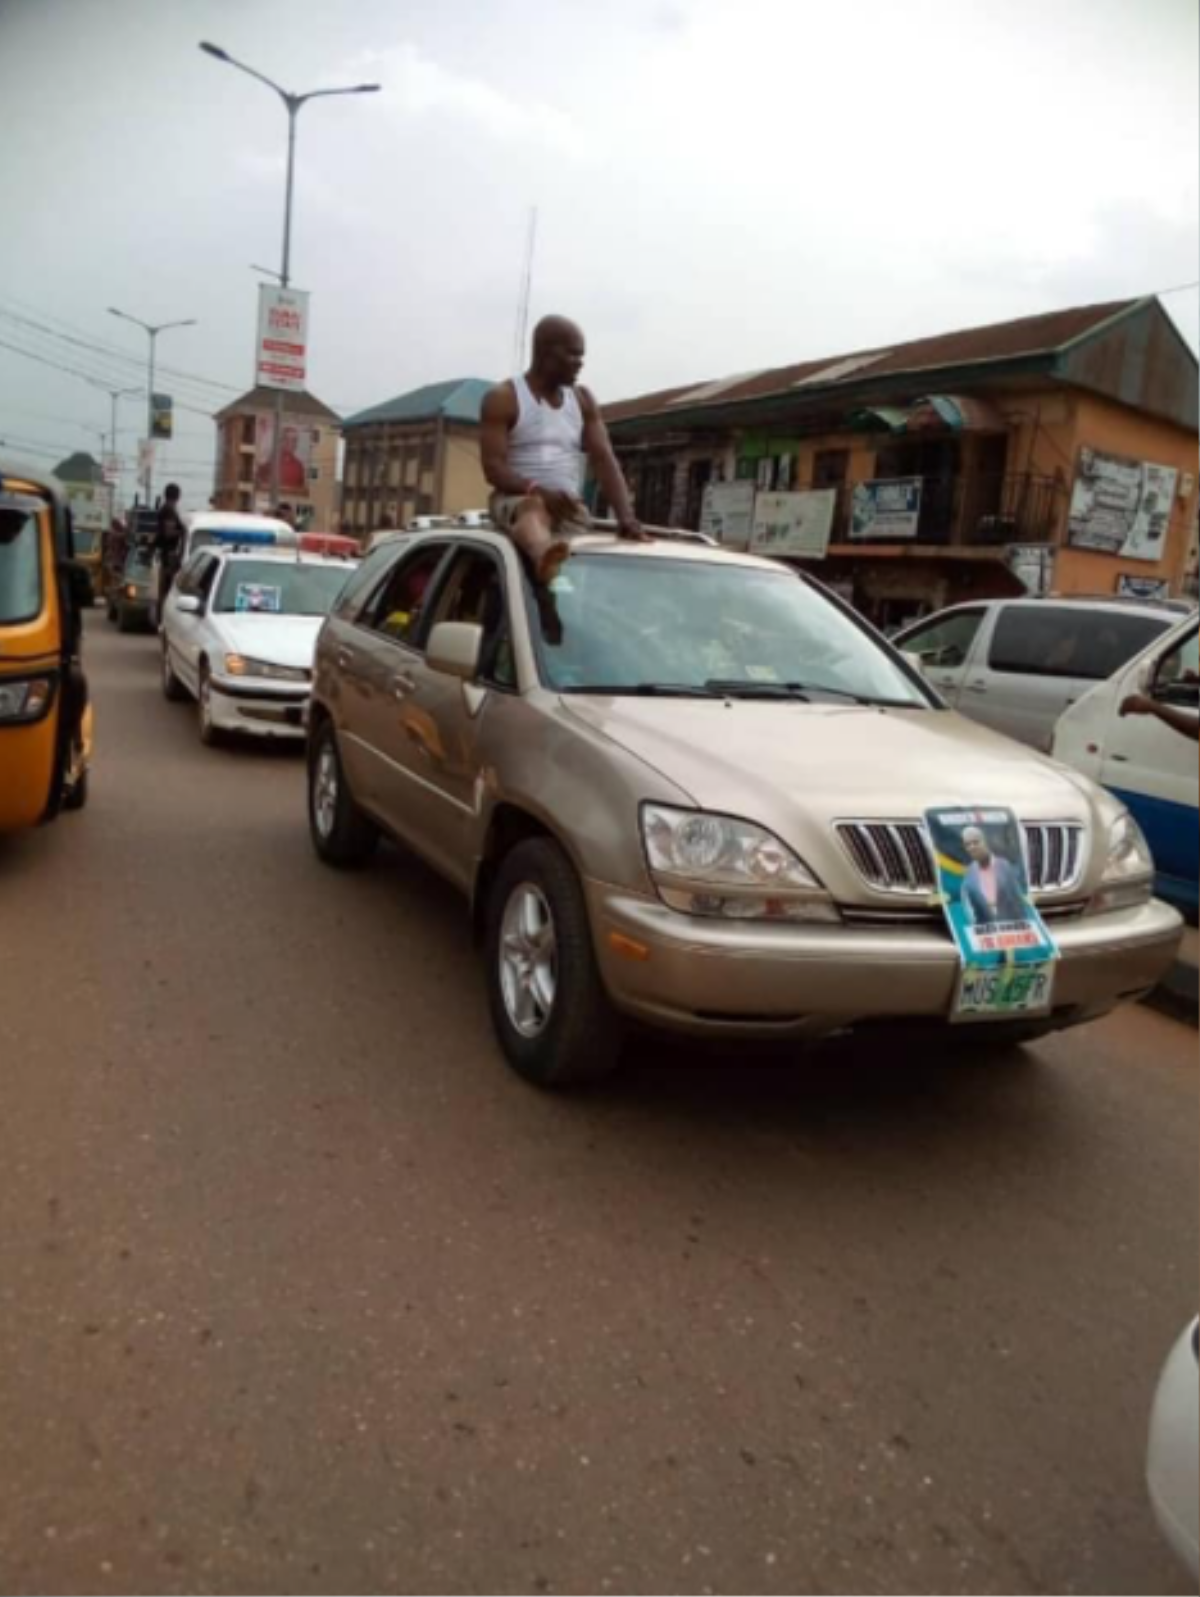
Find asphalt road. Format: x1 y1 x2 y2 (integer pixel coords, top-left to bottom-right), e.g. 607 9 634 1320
1 620 1195 1597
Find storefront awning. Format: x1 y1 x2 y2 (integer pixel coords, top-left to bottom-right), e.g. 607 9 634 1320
848 406 911 432
905 394 1008 432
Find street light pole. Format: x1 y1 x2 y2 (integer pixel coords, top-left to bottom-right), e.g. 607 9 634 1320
107 308 197 504
199 42 379 510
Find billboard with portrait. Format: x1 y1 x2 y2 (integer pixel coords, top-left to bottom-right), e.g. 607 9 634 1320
254 416 316 497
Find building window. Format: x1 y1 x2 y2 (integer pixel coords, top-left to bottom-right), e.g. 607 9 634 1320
241 416 255 447
813 449 850 488
419 436 436 473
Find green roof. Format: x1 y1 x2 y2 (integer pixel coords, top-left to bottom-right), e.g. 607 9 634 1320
53 451 102 484
344 378 495 430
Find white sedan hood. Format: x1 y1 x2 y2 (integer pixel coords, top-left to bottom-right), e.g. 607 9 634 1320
212 614 325 671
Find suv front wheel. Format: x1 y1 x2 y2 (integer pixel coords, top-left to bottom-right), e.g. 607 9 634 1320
486 838 622 1087
308 719 379 867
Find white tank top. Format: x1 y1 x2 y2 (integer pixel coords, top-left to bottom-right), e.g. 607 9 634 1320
507 375 584 496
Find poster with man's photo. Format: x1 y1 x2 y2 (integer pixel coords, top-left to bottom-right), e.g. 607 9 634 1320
925 805 1059 1021
1066 446 1178 562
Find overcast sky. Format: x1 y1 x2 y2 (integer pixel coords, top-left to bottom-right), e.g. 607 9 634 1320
1 0 1196 503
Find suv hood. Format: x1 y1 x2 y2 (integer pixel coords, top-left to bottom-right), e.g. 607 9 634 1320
213 614 324 670
561 697 1108 893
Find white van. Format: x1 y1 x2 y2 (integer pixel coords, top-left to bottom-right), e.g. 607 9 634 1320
1053 613 1198 919
895 597 1181 750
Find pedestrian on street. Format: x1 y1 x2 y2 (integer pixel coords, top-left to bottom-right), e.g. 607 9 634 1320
153 483 186 616
481 315 647 584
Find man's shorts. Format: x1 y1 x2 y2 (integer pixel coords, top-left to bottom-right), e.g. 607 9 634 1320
489 491 592 537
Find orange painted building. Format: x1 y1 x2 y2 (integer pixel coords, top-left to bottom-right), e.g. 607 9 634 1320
607 298 1199 629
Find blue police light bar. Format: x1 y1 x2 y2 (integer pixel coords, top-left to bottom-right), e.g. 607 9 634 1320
207 526 292 547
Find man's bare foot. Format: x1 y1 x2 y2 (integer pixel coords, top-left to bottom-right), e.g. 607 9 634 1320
537 540 571 585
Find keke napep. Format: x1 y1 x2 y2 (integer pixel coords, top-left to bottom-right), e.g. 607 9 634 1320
0 461 93 833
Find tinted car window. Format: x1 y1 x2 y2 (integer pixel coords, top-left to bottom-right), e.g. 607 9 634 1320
429 548 515 689
900 609 985 668
1157 625 1200 705
989 606 1171 681
364 544 449 648
334 542 405 621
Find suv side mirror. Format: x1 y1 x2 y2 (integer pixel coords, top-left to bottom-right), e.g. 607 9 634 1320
427 621 483 682
175 594 202 616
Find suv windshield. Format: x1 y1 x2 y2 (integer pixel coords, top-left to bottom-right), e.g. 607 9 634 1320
0 502 43 626
213 559 348 617
534 554 928 706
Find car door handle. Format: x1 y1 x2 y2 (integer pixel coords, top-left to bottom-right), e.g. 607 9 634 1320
336 648 354 669
965 680 989 694
1109 752 1131 763
392 674 416 700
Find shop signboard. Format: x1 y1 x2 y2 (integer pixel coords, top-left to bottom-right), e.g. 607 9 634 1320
1115 573 1171 601
750 489 837 559
1067 446 1178 562
850 477 922 540
699 480 756 550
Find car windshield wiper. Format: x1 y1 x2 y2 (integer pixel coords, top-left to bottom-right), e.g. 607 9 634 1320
559 682 723 698
705 678 917 707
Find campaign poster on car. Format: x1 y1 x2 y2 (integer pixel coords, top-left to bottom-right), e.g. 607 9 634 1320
234 582 282 614
925 805 1059 1021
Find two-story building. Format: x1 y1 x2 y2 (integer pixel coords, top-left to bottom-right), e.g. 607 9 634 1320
341 378 494 534
606 298 1199 630
212 386 342 530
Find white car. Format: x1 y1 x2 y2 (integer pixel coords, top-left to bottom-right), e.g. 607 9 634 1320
1147 1318 1200 1581
160 542 352 745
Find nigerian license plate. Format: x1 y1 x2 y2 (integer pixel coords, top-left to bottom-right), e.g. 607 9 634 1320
952 960 1056 1022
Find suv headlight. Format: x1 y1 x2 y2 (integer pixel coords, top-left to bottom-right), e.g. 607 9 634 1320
641 804 839 922
223 654 309 684
1091 812 1155 914
0 676 55 725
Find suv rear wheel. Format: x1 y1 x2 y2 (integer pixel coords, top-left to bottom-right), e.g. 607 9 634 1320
161 639 187 702
486 838 621 1087
308 719 378 867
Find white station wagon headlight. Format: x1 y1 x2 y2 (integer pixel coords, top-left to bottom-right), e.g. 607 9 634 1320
223 654 309 684
641 804 839 922
1091 812 1155 914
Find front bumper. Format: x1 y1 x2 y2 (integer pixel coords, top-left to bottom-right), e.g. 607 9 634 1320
588 884 1183 1038
210 678 310 740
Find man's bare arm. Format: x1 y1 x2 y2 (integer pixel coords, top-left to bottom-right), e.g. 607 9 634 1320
580 388 644 536
480 384 531 496
1121 693 1200 741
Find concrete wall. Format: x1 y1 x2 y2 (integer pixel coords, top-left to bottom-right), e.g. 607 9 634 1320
438 425 490 515
1054 392 1199 596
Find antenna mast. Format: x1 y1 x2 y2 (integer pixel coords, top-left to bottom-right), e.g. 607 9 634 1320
512 207 538 372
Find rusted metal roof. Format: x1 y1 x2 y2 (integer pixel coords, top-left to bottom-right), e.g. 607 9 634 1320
605 298 1143 425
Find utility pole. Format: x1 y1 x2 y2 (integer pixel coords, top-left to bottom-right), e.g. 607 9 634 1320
200 42 380 508
512 207 538 374
107 309 196 504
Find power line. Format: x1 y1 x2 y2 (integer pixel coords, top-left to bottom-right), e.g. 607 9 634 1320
0 337 218 421
0 297 242 396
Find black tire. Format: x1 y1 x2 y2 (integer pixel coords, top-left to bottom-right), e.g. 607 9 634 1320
197 662 223 747
307 719 379 867
106 596 118 625
117 604 136 634
485 838 622 1087
161 639 187 702
62 765 89 813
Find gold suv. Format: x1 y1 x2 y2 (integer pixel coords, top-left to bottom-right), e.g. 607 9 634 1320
307 528 1181 1087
